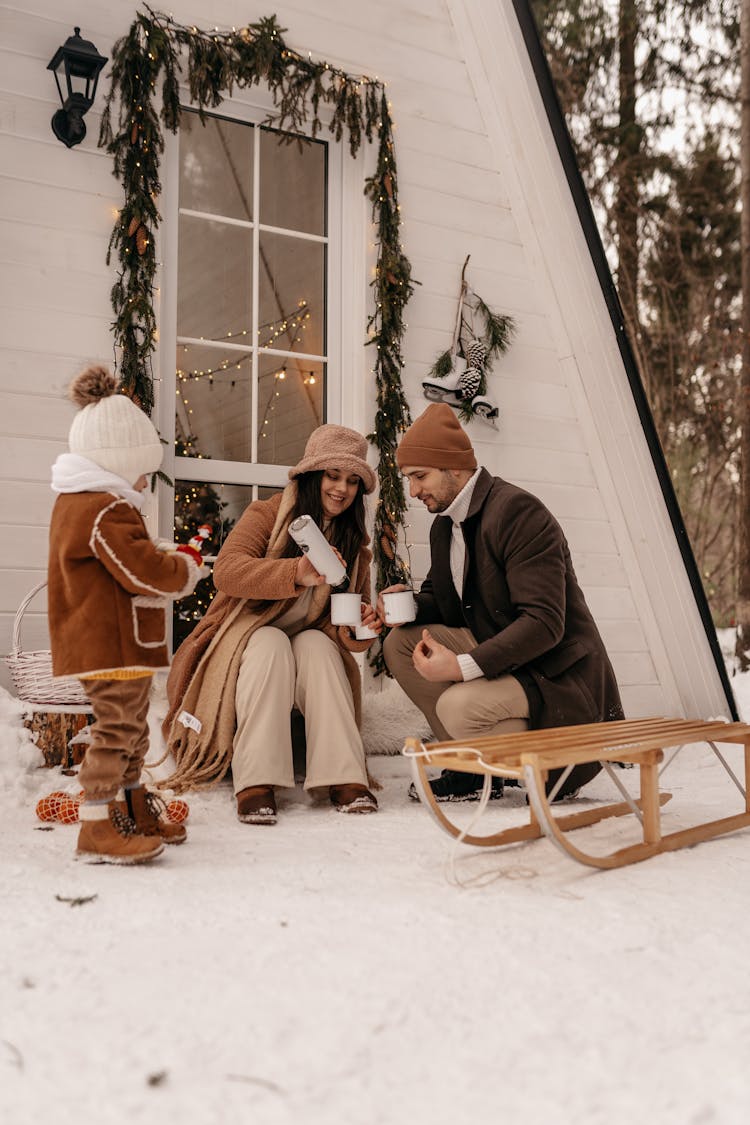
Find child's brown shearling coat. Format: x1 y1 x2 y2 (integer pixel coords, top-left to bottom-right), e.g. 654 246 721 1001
48 492 200 677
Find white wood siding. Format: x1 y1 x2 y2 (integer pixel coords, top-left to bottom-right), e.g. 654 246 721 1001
0 2 121 689
0 0 729 722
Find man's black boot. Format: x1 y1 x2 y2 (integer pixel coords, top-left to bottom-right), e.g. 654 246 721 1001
408 769 505 803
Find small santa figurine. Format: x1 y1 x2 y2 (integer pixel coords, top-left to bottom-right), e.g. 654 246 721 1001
176 524 212 566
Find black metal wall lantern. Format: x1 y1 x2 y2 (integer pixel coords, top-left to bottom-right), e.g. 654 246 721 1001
47 27 108 148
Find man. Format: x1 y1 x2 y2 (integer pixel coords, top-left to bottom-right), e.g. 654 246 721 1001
380 403 624 802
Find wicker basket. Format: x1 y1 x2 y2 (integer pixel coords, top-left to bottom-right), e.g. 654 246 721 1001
5 581 90 709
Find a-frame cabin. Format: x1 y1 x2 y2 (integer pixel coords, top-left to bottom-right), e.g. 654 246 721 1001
0 0 735 722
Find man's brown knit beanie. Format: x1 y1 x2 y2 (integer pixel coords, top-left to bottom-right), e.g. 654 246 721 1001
396 403 477 470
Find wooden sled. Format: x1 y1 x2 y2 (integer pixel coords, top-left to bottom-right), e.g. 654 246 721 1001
403 718 750 869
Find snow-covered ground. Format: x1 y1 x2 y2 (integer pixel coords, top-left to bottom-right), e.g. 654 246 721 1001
2 638 750 1125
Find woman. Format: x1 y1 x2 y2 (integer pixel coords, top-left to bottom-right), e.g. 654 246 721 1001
161 424 380 825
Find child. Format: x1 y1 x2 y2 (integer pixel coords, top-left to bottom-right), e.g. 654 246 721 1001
48 366 202 864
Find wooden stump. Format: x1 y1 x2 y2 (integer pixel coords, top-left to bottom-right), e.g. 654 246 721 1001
25 711 94 769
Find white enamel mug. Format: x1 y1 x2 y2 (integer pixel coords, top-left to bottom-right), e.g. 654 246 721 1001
381 589 417 625
330 592 362 626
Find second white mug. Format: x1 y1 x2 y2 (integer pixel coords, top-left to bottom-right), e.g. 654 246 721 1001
382 589 417 625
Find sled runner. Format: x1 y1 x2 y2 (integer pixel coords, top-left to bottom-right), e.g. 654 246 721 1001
403 718 750 869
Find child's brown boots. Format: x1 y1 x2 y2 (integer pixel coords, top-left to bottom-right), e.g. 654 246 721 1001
126 785 188 845
76 803 164 865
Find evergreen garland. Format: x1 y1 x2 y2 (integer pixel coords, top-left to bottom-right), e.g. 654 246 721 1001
98 7 414 622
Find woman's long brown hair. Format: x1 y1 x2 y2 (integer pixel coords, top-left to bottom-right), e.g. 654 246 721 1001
280 470 367 576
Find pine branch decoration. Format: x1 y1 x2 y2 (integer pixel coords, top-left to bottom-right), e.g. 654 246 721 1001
426 349 454 380
473 293 515 360
423 256 515 424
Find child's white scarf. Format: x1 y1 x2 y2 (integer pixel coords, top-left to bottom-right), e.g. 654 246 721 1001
51 453 145 511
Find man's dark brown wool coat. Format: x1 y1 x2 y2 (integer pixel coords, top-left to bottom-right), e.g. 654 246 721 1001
414 468 624 731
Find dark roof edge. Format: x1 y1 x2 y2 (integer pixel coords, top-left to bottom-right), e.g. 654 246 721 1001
510 0 738 720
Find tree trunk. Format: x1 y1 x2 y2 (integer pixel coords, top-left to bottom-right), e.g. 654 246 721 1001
614 0 642 385
736 0 750 671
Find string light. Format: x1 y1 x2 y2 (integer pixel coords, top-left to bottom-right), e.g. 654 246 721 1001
176 301 312 384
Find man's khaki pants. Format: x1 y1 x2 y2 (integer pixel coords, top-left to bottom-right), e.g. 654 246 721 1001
383 623 529 741
232 627 369 794
78 676 153 801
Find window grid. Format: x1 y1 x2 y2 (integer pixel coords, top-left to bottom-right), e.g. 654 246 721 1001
174 115 329 496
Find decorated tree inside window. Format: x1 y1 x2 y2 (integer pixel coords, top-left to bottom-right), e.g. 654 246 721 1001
172 435 235 650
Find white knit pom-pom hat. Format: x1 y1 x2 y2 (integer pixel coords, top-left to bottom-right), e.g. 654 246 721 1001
67 366 163 485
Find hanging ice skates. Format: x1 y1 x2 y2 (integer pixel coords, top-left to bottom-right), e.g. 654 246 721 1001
422 255 515 426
